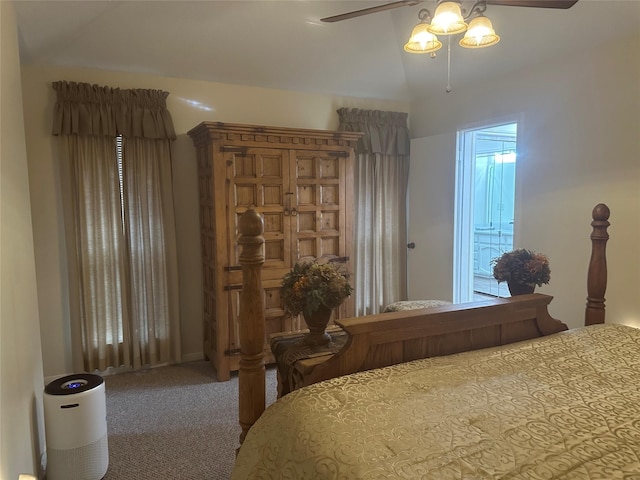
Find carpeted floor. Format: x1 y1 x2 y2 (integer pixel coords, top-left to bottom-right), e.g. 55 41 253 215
102 361 278 479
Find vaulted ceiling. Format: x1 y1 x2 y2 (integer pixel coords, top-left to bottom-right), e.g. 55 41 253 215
13 1 640 102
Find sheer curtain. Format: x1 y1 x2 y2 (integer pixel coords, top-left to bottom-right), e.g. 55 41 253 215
53 81 180 372
337 108 411 315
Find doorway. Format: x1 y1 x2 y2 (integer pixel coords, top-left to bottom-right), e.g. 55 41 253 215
454 122 517 303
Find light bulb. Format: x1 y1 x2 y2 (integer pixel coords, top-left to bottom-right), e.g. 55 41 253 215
468 25 491 46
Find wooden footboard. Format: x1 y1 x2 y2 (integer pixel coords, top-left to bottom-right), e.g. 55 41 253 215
236 203 610 445
304 293 566 387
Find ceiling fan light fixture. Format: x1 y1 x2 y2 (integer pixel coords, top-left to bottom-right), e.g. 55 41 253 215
459 15 500 48
404 23 442 53
321 0 580 92
427 2 467 35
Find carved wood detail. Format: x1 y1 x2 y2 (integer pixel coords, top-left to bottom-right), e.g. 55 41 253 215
188 121 360 381
237 209 265 445
303 294 567 387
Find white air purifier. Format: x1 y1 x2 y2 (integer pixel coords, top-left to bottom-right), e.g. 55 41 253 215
44 373 109 480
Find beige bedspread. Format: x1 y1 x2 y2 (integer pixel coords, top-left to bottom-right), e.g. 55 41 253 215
233 324 640 479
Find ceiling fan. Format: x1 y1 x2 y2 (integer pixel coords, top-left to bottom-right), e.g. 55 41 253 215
320 0 579 23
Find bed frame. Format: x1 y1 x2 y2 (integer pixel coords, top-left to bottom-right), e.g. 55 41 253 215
235 203 610 444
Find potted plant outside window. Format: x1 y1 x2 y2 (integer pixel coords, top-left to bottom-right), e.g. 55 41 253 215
491 248 551 296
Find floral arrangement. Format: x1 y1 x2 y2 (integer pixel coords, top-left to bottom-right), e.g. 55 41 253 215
281 260 353 317
491 248 551 287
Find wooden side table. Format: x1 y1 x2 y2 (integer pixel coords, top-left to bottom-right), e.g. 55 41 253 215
270 327 348 397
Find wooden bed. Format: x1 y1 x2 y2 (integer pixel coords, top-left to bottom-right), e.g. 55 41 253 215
231 203 635 478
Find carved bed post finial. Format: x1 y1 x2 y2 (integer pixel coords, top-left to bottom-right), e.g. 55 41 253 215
237 208 265 445
585 203 610 326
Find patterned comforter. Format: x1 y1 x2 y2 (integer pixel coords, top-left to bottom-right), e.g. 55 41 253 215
233 324 640 479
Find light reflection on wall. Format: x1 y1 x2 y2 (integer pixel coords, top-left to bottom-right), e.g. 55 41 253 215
175 96 215 112
621 316 640 329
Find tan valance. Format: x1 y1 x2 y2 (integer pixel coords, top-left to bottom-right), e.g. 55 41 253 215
52 81 176 140
337 108 410 156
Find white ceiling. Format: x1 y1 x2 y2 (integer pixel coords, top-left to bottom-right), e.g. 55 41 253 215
12 0 640 102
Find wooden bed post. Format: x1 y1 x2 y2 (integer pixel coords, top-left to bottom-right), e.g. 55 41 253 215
237 209 265 445
585 203 610 326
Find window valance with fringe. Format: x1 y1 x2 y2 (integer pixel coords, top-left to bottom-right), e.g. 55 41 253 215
52 81 176 140
337 108 410 156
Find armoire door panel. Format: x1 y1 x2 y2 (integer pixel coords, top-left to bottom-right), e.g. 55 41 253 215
262 211 284 233
234 184 258 207
263 278 302 335
228 280 295 353
264 283 283 311
233 154 257 178
319 211 339 232
319 157 340 179
228 148 288 204
257 267 293 282
296 185 316 206
296 212 316 233
264 239 285 264
295 156 315 179
265 314 289 340
296 238 317 260
261 154 284 178
263 185 284 206
320 185 340 205
234 152 258 179
320 236 341 257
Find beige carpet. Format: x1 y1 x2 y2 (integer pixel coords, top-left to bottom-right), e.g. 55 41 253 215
102 361 278 479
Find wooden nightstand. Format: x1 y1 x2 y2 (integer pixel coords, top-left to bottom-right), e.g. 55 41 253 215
270 327 348 397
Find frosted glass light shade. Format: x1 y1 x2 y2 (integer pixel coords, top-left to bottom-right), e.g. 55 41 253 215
428 2 467 35
404 23 442 53
460 16 500 48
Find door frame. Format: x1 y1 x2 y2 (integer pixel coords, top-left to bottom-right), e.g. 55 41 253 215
453 114 524 303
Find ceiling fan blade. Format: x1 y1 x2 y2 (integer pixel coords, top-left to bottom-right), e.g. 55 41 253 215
320 0 422 23
485 0 578 8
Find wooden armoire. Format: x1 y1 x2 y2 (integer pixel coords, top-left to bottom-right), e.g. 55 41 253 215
188 122 361 380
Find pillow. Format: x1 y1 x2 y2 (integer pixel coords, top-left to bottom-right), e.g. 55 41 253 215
383 300 452 312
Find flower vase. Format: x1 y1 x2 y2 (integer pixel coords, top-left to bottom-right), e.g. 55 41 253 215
507 281 535 296
302 305 333 346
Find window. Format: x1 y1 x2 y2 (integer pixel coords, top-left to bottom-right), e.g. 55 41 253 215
53 81 180 372
116 135 126 231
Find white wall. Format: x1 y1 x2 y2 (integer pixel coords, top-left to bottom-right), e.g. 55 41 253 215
1 2 46 478
408 31 640 329
20 64 410 378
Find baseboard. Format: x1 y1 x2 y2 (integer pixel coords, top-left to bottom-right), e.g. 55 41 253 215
182 352 205 363
44 353 206 384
